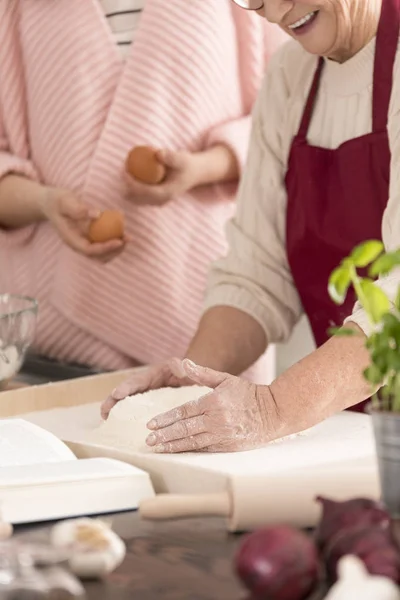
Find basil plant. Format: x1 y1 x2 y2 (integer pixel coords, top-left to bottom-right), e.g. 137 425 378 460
328 240 400 411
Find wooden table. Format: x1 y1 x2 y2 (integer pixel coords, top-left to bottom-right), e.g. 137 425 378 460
15 512 329 600
16 512 243 600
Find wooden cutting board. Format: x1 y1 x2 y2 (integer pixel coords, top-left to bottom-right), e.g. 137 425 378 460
0 372 380 530
16 403 380 528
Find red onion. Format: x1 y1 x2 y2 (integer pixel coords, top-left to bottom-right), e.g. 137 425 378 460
234 525 319 600
315 496 389 550
324 524 400 583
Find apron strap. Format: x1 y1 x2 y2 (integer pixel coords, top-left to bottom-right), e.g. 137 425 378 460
373 0 400 131
296 57 324 140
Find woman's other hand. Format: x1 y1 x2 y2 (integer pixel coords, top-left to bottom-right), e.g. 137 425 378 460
100 358 194 420
125 144 239 206
40 188 126 262
144 359 282 453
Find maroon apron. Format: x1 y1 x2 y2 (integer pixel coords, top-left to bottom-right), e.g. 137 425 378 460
285 0 400 412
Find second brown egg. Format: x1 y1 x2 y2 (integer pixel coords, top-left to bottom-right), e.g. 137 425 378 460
126 146 166 185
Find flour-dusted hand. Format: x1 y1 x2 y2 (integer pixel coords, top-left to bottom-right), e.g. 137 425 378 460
125 149 200 206
144 360 282 453
100 358 194 420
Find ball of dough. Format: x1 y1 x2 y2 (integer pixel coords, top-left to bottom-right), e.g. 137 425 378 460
88 386 211 453
126 146 166 185
88 210 124 243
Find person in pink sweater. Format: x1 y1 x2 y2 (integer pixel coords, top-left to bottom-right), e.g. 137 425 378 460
0 1 285 376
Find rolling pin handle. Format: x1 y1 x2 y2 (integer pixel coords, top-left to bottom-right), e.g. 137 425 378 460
0 521 13 540
139 492 231 521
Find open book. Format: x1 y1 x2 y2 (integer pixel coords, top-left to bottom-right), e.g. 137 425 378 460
0 419 154 524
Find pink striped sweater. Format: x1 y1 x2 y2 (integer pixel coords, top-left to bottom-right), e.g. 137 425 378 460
0 0 285 376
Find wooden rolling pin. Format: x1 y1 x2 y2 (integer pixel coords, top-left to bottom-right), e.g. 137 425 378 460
140 459 380 532
140 493 230 520
0 505 13 540
0 521 13 540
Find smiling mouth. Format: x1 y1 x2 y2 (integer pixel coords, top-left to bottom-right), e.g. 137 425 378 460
288 10 319 32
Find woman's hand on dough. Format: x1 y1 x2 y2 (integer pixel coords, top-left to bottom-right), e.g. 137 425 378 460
100 358 194 420
40 187 126 262
124 149 204 206
144 359 282 453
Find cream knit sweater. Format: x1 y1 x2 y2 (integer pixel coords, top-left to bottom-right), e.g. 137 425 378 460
204 37 400 343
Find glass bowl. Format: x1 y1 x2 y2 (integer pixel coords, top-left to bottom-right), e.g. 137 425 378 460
0 294 38 389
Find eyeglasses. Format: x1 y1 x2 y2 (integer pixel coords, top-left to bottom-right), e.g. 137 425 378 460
231 0 264 9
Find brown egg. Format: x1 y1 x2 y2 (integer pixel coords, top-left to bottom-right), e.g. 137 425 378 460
88 210 124 243
126 146 167 185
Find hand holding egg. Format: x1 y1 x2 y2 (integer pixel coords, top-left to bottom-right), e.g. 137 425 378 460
39 188 126 262
125 146 200 206
88 210 125 244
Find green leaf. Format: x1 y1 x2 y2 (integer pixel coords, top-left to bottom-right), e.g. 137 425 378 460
393 395 400 412
392 382 400 412
366 332 379 349
350 240 384 268
328 327 358 337
395 287 400 313
387 349 400 373
370 349 389 375
382 312 400 328
328 266 351 304
363 364 384 385
359 278 391 323
382 313 400 338
366 330 390 351
369 250 400 277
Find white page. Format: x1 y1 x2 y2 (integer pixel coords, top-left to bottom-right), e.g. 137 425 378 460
0 419 76 467
0 458 145 486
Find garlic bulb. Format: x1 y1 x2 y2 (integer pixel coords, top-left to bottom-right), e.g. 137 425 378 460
325 555 400 600
50 518 126 579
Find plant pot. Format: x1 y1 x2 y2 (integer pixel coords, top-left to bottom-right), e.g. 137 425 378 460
370 405 400 517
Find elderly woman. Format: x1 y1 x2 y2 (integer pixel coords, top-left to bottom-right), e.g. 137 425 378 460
0 1 284 377
104 0 398 453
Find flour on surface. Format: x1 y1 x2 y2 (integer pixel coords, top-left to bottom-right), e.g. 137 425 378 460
86 386 211 453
